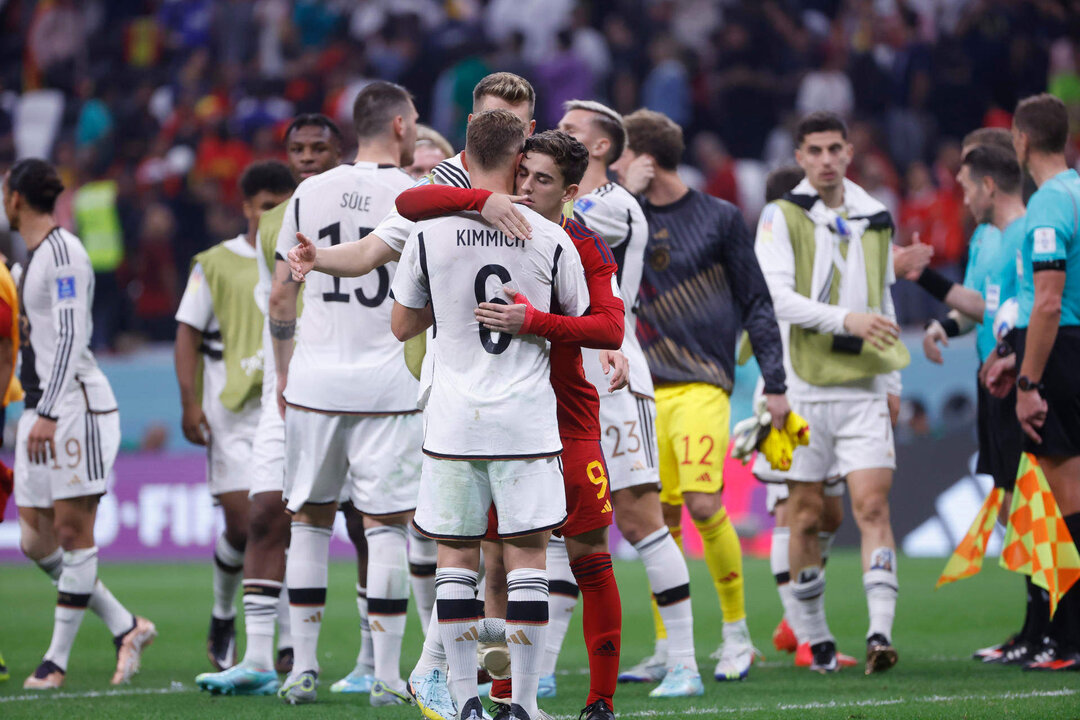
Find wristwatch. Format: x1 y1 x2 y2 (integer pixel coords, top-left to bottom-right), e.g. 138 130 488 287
1017 375 1044 393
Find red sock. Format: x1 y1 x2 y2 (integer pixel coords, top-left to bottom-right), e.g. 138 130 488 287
571 552 621 709
490 677 512 703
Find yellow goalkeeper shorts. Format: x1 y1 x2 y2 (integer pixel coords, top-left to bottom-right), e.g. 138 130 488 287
655 382 730 506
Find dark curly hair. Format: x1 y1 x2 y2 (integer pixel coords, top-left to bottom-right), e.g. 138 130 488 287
523 130 589 186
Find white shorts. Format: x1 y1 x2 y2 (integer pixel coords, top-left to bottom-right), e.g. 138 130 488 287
414 456 566 540
14 398 121 509
205 396 260 498
755 396 895 483
764 476 847 514
601 392 661 493
283 407 422 515
249 333 285 497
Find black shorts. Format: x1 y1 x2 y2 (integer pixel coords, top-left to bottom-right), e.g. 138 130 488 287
1014 326 1080 458
975 371 1022 489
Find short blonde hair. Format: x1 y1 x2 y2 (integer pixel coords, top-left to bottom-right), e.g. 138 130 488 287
473 72 536 117
416 124 454 159
465 109 526 171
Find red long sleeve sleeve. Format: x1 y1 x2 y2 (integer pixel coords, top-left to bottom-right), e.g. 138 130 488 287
520 220 624 350
395 184 491 221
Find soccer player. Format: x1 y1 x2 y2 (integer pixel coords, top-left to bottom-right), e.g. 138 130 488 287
395 128 625 720
391 108 590 720
919 133 1048 665
987 93 1080 669
552 99 700 697
193 115 343 696
407 124 455 179
270 81 421 705
6 158 156 689
753 111 906 675
286 72 538 284
175 161 296 671
753 164 854 669
613 109 790 682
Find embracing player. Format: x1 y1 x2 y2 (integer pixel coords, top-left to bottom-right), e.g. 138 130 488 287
270 82 421 705
391 108 590 720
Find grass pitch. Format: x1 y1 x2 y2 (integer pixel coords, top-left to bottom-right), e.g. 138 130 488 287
0 551 1076 719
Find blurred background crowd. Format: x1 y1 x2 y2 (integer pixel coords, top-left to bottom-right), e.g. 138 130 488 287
1 0 1080 352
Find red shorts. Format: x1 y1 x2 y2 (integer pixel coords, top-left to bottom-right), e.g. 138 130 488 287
486 438 612 539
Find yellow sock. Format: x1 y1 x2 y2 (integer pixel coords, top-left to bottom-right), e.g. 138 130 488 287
693 507 746 624
669 523 684 551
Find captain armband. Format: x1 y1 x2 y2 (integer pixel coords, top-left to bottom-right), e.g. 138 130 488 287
915 268 956 302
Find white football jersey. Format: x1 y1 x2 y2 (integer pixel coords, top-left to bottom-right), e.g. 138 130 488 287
392 208 590 458
276 162 417 413
574 182 654 398
19 228 116 417
373 152 470 255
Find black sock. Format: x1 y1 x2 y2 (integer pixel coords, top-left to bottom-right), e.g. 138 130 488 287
1018 576 1035 642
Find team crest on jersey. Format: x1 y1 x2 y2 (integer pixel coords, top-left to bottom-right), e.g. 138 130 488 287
56 276 76 299
649 243 671 271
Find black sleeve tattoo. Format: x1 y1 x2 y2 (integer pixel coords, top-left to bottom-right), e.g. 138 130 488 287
269 318 296 340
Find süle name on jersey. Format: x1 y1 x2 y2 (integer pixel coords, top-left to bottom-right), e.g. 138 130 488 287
340 192 372 211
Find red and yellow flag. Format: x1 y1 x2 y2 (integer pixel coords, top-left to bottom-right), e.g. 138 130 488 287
937 487 1004 588
999 453 1080 617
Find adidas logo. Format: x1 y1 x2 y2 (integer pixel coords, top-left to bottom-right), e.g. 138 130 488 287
719 572 740 583
454 626 479 642
371 620 386 632
602 500 612 513
507 630 533 646
592 640 618 657
303 611 322 624
695 472 711 484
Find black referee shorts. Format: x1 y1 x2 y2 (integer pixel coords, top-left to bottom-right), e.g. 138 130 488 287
1014 326 1080 458
975 371 1023 490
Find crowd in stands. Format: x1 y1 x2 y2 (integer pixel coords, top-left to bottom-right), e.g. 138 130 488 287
1 0 1079 349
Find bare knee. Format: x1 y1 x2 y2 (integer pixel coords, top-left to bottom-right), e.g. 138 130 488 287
249 495 288 547
821 493 844 533
683 491 721 522
343 504 367 549
853 495 890 529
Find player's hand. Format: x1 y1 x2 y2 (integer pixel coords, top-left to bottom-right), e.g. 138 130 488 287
1016 387 1048 444
764 393 790 430
475 296 528 335
482 194 531 241
887 393 901 427
984 353 1017 398
922 320 948 364
276 373 288 420
599 350 629 392
623 155 655 195
27 416 58 464
288 232 316 282
843 312 900 350
180 403 209 447
893 233 934 280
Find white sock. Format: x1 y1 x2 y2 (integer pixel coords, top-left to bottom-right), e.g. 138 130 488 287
540 537 577 677
366 525 410 687
819 531 836 565
412 603 448 676
241 579 280 670
864 547 899 641
634 528 696 671
436 567 481 711
791 565 832 646
45 547 98 671
35 547 135 637
276 585 293 652
770 527 799 641
212 534 244 620
356 584 374 669
408 525 437 630
506 568 548 719
286 523 332 674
